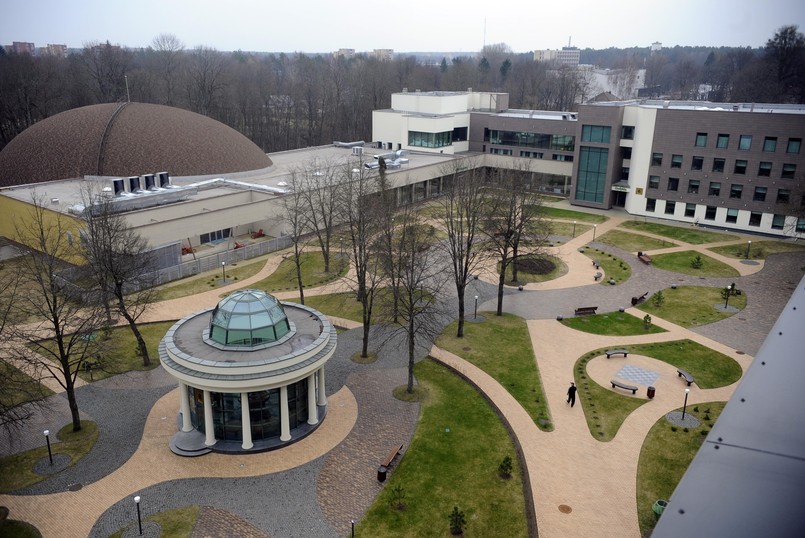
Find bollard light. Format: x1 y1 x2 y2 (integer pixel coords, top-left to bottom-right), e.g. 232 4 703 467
592 224 597 242
134 495 142 536
572 220 577 238
43 430 53 466
745 240 751 259
474 295 478 320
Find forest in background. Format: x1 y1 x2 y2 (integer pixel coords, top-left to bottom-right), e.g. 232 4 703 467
1 26 802 154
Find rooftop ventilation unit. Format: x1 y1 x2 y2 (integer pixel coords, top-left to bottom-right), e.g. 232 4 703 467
112 178 126 196
158 171 171 188
143 173 157 190
128 176 142 193
352 146 363 156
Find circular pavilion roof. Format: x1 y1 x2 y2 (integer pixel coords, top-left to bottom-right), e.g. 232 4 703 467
209 289 290 347
0 102 272 187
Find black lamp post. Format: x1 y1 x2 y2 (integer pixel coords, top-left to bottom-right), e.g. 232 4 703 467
474 295 478 320
43 429 53 465
134 495 142 536
221 261 226 281
745 240 751 259
351 519 355 537
572 220 577 238
681 388 690 420
724 284 732 309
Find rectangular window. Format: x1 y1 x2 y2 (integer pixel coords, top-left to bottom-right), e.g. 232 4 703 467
788 138 802 154
667 177 679 191
652 152 663 166
739 134 752 150
705 206 717 220
717 134 729 148
490 147 512 155
519 151 544 158
581 125 611 143
552 154 574 162
749 212 762 226
648 175 660 189
691 156 704 171
709 182 721 196
688 179 700 194
575 147 609 203
734 160 747 174
753 186 767 202
763 137 777 152
730 184 743 199
671 154 683 168
712 158 725 173
646 198 656 212
665 201 676 215
621 167 630 180
621 126 635 140
408 130 453 148
695 132 707 147
798 217 805 233
776 189 790 204
685 203 696 217
782 163 796 179
758 162 772 177
551 135 576 151
726 208 739 223
772 214 786 230
621 147 632 160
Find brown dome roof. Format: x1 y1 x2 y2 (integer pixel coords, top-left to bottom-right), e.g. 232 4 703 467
0 103 272 187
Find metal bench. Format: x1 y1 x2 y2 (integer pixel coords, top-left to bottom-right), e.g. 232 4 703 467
677 368 695 386
605 349 629 358
637 251 652 265
574 306 598 316
594 272 603 281
610 380 638 394
631 292 649 306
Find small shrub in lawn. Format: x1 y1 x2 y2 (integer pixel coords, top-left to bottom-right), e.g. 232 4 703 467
683 427 689 432
704 415 711 421
693 406 699 412
704 408 711 413
671 426 677 432
652 290 665 308
449 506 466 536
498 455 513 479
701 430 709 436
643 314 652 330
388 484 407 511
690 255 704 269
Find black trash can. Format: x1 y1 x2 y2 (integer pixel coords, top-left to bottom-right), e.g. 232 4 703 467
647 386 656 399
377 465 388 482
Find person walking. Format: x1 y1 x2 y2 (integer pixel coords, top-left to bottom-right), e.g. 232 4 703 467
567 382 577 407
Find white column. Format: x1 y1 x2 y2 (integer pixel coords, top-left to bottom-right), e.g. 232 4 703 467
203 390 216 446
307 374 318 425
179 382 193 432
317 367 327 406
241 392 253 450
279 385 291 442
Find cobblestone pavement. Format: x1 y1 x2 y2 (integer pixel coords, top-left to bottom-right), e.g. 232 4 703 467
189 506 271 538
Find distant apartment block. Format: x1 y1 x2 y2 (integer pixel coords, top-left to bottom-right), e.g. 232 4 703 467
533 46 580 67
651 41 663 53
42 44 67 57
334 48 355 59
6 41 35 55
372 49 394 61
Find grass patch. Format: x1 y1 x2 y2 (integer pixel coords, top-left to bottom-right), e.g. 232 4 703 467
249 251 348 292
581 248 631 285
650 251 740 277
358 359 528 538
151 257 268 301
393 384 429 402
499 254 568 285
560 313 666 336
637 401 726 535
0 361 54 407
627 340 742 388
637 286 746 327
708 240 805 260
547 220 591 238
600 229 678 251
0 518 41 538
304 291 363 322
437 313 552 430
542 207 608 223
620 221 739 244
0 421 98 493
148 505 200 537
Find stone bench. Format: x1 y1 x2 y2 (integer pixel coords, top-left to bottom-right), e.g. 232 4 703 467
574 306 598 316
677 368 695 386
610 380 638 394
605 349 629 358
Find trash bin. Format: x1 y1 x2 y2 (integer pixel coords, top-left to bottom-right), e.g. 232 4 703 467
377 465 388 482
653 499 667 517
647 386 656 399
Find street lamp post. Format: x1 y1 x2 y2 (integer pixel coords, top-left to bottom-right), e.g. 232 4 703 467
592 224 597 242
474 295 478 320
221 261 226 281
351 519 355 538
724 284 732 309
682 388 690 420
745 240 752 259
134 496 142 536
43 430 53 465
572 220 577 238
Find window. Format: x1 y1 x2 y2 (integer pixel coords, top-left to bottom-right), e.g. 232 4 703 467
717 134 729 149
739 135 752 150
551 135 576 151
730 184 743 199
708 182 721 196
621 147 632 159
788 138 802 154
409 130 452 148
200 228 231 244
691 156 704 171
452 127 468 142
552 154 573 162
777 189 791 204
648 175 660 189
763 137 777 152
749 212 762 226
490 148 512 155
726 208 739 223
667 177 679 191
671 154 683 168
695 132 707 147
688 179 700 194
575 147 609 203
772 214 786 230
519 151 543 158
782 163 796 179
753 186 767 202
712 158 725 173
734 159 747 174
581 125 611 143
665 201 676 215
798 217 805 233
621 126 635 140
685 203 696 217
646 198 656 212
652 152 663 166
621 167 630 180
758 162 772 177
705 206 717 220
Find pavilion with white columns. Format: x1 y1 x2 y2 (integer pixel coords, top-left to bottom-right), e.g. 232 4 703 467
159 289 336 455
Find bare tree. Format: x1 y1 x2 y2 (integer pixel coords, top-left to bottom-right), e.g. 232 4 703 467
186 46 227 115
300 159 344 273
282 170 310 304
151 33 185 106
79 40 132 102
376 158 403 322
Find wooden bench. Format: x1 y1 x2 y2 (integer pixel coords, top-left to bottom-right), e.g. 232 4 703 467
605 349 629 358
610 380 638 394
574 306 598 316
677 368 695 386
382 443 404 468
631 291 649 306
594 272 603 281
637 251 652 265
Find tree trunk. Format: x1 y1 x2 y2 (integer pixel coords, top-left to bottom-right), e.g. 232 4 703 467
116 289 150 366
63 372 82 432
497 268 506 316
294 244 305 305
407 316 416 393
456 284 465 337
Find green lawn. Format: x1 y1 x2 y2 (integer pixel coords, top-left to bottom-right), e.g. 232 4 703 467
628 340 742 388
357 359 528 538
0 361 54 407
500 254 568 285
547 220 592 238
620 221 740 244
637 401 726 535
542 207 608 223
249 250 349 292
437 313 552 430
638 286 746 328
708 240 805 260
108 505 200 538
151 256 269 302
560 312 666 336
580 248 631 285
649 251 740 277
0 518 41 538
600 229 678 251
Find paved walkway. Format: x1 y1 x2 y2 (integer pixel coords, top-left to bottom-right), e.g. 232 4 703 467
2 213 803 537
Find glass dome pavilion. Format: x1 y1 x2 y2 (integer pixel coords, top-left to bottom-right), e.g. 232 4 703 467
208 289 291 346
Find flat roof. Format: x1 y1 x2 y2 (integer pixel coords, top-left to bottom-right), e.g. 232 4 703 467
588 100 805 115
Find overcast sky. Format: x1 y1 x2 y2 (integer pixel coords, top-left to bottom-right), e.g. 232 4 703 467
3 0 804 53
